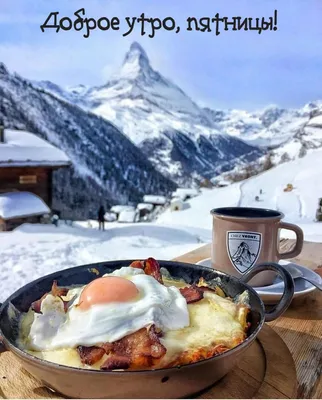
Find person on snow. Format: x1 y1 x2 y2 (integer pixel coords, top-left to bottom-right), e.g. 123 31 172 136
98 205 106 231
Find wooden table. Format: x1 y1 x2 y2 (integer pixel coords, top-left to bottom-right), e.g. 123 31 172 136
174 239 322 399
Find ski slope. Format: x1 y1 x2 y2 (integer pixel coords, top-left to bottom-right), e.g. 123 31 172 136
158 149 322 237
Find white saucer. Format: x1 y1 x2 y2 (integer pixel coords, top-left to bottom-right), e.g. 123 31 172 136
196 258 318 304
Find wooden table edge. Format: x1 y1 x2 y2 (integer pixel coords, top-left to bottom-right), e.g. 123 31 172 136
258 325 298 399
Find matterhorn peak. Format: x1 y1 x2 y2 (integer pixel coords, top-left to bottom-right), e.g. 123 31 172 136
123 42 149 64
0 62 9 75
119 42 153 81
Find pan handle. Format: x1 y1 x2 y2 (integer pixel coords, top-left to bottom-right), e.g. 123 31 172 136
0 337 6 354
239 262 294 322
0 302 7 353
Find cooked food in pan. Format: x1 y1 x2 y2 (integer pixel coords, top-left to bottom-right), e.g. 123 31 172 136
17 258 250 371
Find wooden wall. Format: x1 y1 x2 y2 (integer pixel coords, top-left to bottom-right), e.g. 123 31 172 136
0 217 6 232
3 215 43 231
0 167 52 207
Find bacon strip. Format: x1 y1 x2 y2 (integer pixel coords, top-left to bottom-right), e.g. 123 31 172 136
101 343 113 354
31 281 69 313
179 285 204 304
62 300 70 313
101 355 131 371
129 260 144 269
98 325 166 371
143 258 163 284
130 258 163 284
148 325 166 358
77 346 106 365
51 280 69 297
197 277 226 297
31 293 47 313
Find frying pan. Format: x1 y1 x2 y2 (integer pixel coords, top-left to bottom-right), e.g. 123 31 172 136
0 260 294 399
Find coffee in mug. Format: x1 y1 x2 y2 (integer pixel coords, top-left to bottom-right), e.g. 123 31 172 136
210 207 304 286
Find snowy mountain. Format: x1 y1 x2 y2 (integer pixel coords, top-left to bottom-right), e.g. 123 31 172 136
205 101 322 161
32 42 263 184
33 42 322 184
88 43 266 183
0 62 176 219
272 106 322 162
32 80 89 108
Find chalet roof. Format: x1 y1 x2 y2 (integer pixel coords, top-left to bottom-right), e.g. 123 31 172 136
172 188 200 197
143 195 167 205
136 203 154 211
0 129 70 167
110 205 135 214
0 191 50 220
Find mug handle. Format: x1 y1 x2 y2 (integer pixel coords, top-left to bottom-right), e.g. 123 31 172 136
278 222 304 259
239 262 294 322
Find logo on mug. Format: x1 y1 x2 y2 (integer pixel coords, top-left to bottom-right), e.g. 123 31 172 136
226 231 262 273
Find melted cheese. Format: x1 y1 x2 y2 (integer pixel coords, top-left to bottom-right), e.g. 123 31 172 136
158 291 247 367
21 287 249 370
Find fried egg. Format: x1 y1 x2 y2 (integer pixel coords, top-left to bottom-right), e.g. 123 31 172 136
26 267 190 351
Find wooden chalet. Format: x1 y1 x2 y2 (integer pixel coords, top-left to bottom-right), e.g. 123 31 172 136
0 125 70 231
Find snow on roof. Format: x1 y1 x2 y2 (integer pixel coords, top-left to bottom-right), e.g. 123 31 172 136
0 129 70 167
172 188 200 197
110 205 135 214
0 191 50 220
143 195 167 205
137 203 154 211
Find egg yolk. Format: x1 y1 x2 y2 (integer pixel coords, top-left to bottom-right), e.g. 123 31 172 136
78 276 139 310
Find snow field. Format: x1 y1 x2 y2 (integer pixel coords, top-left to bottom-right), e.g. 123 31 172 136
0 223 208 302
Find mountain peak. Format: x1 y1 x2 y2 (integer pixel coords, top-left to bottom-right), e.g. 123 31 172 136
129 42 147 56
120 42 152 80
0 62 9 75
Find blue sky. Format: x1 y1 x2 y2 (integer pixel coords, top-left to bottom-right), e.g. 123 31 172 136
0 0 321 110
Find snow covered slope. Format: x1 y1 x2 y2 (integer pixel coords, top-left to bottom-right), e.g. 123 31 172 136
262 106 322 164
0 62 176 219
158 148 322 230
206 101 322 162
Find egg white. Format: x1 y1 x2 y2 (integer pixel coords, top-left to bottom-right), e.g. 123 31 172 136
25 267 190 351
